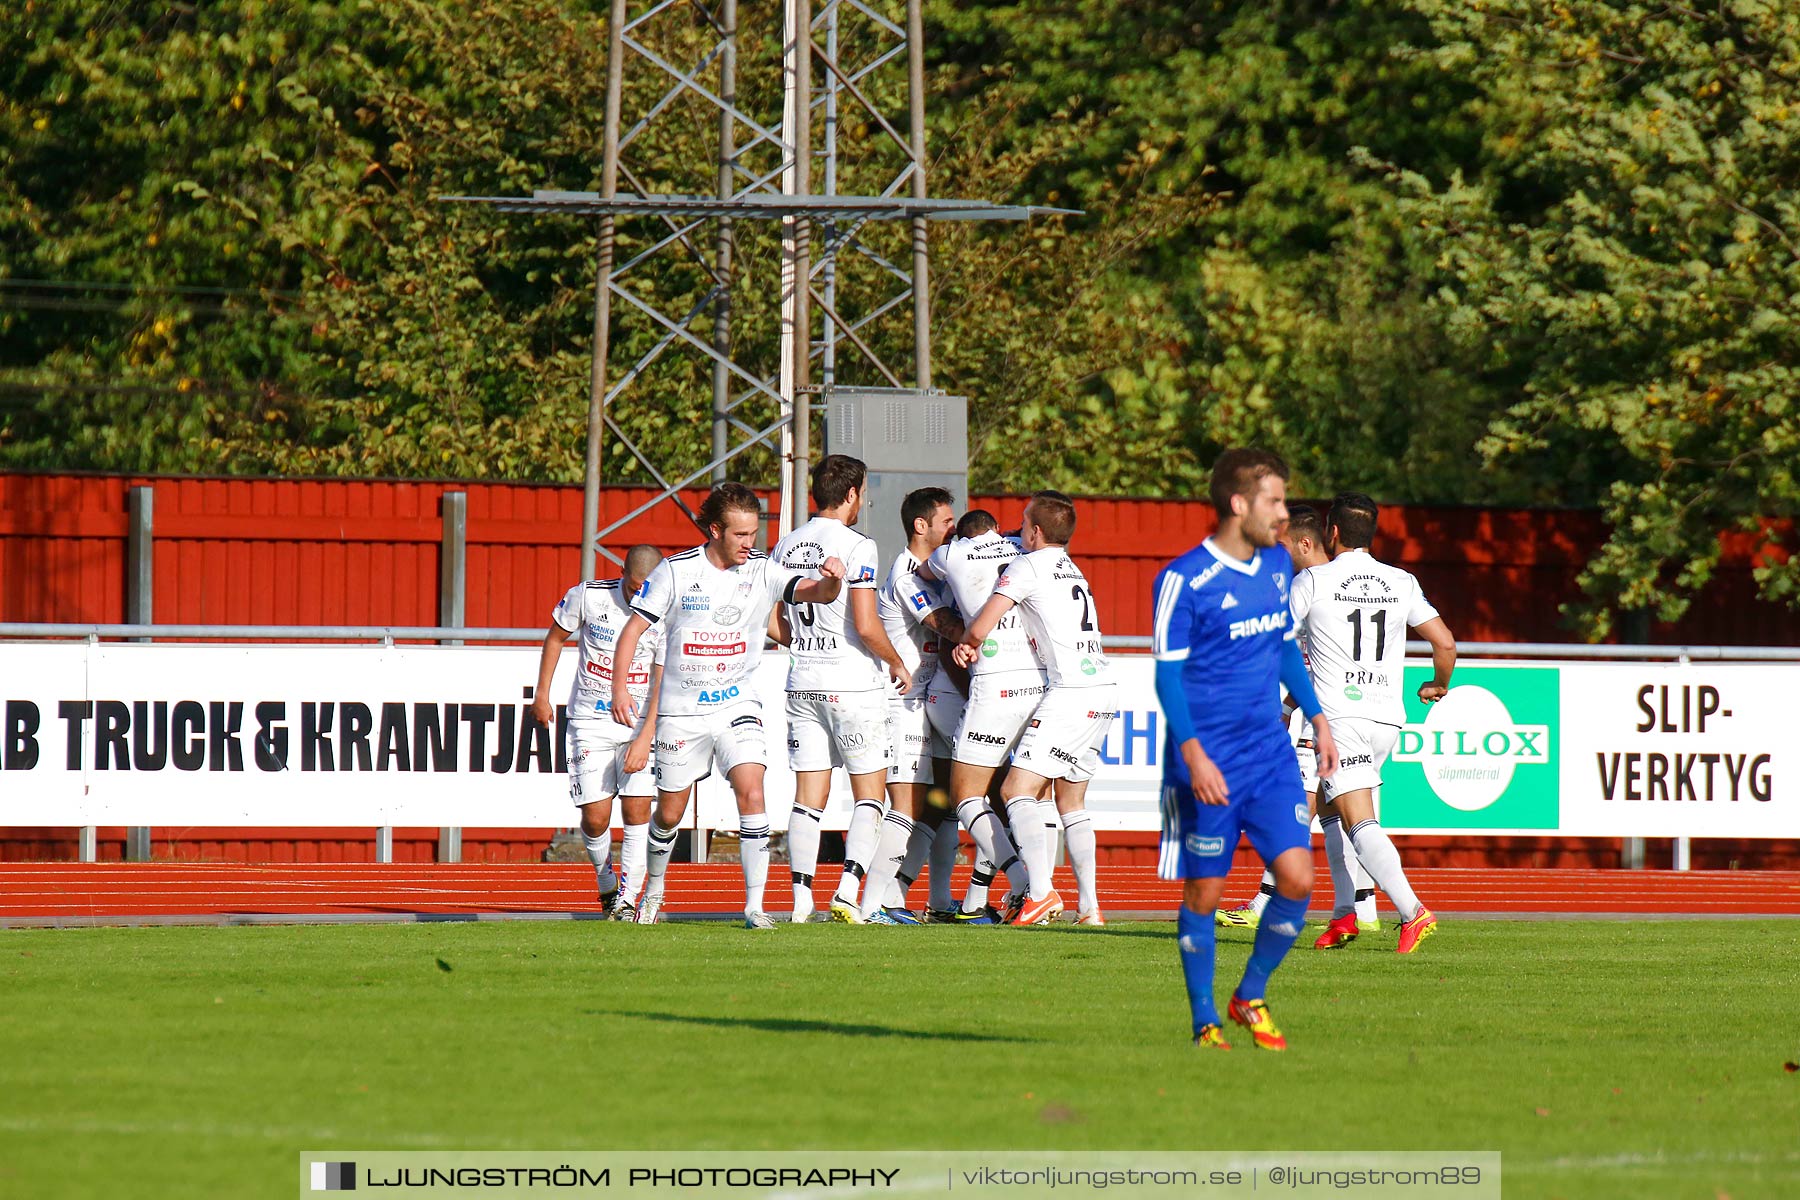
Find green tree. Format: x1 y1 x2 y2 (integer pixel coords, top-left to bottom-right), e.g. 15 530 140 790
1372 0 1800 632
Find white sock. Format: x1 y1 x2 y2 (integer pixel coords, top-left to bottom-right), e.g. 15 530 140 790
1004 796 1051 900
860 810 915 920
1061 808 1098 915
1322 816 1356 920
963 857 995 914
889 817 935 908
787 805 822 917
583 829 616 893
834 799 885 904
1349 819 1422 922
956 797 1026 897
1354 856 1379 924
928 819 960 912
1249 870 1274 917
643 819 679 905
739 816 771 917
1038 799 1061 885
619 821 648 904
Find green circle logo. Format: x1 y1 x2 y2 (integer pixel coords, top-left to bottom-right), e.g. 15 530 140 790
981 638 999 658
1344 684 1363 701
1080 658 1097 675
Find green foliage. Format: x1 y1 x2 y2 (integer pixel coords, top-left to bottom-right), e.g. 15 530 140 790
4 0 1799 624
1375 0 1800 632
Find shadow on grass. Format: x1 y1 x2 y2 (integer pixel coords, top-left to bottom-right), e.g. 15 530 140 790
588 1009 1040 1043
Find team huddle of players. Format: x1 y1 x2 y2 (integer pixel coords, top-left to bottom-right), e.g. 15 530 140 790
530 446 1457 1047
531 455 1115 930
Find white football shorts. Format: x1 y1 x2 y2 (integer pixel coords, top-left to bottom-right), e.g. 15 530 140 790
1320 714 1399 800
652 700 768 793
1287 706 1320 795
888 688 949 786
952 672 1047 769
1010 684 1117 784
923 671 965 751
786 688 894 776
568 716 657 805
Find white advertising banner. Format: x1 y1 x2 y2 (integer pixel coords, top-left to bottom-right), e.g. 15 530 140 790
0 643 1166 831
1 644 1790 836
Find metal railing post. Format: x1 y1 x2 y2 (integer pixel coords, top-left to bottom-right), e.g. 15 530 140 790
438 827 463 863
127 485 153 639
439 492 467 647
125 483 156 873
78 826 97 863
376 827 394 864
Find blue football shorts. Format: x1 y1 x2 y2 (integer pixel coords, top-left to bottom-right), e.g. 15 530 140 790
1157 736 1311 880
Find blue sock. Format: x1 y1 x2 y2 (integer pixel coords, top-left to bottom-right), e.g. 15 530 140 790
1176 905 1220 1034
1237 891 1309 1002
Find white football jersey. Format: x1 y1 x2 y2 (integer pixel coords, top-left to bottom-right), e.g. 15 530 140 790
552 579 665 717
878 549 950 687
771 516 885 692
995 547 1112 688
1290 548 1440 726
927 531 1038 677
632 545 808 717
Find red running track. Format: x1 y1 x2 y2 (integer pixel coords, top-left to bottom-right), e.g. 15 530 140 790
3 863 1798 926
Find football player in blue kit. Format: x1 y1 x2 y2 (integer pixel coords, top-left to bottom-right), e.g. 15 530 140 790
1152 448 1339 1050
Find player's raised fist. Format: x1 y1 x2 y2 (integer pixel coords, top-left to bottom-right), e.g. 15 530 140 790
1417 682 1449 704
818 556 846 580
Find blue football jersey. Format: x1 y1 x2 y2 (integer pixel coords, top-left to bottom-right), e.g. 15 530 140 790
1152 537 1297 783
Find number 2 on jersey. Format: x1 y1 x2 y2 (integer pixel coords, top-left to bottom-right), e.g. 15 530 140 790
1071 584 1096 632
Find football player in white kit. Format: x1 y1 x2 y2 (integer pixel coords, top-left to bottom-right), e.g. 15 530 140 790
608 482 845 929
920 511 1042 921
1214 507 1382 935
771 454 914 925
871 486 966 923
954 491 1116 926
529 544 665 920
1291 492 1457 954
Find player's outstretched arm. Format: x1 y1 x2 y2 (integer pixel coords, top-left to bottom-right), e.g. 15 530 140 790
790 556 845 605
922 608 965 645
849 588 913 694
953 592 1015 667
530 624 572 728
609 614 651 726
1311 714 1339 780
623 664 662 775
937 638 971 698
1414 616 1456 703
1277 634 1336 778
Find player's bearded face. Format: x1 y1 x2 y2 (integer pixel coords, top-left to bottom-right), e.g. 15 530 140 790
926 504 955 548
712 510 762 564
1242 476 1289 549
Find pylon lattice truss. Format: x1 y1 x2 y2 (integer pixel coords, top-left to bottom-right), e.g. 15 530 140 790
442 0 1069 572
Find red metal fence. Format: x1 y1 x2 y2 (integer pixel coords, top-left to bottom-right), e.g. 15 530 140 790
3 470 1794 644
4 470 1795 868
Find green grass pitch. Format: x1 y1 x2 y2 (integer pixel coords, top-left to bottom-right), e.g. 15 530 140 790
4 919 1797 1199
